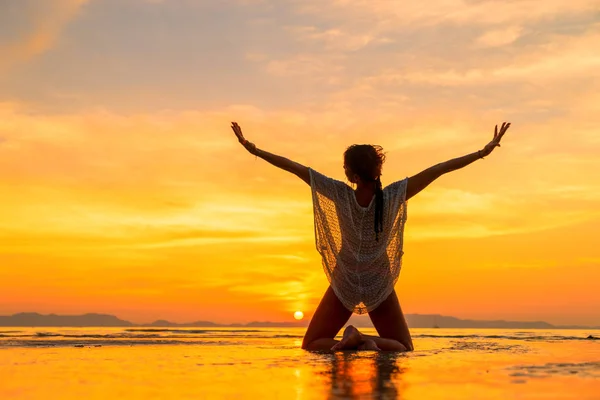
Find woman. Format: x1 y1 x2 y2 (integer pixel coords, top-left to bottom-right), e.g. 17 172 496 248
231 121 511 351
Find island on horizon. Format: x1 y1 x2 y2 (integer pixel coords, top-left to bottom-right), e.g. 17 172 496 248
0 312 598 330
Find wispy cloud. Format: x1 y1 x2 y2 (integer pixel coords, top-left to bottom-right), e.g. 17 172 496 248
476 26 524 48
295 0 599 26
0 0 89 72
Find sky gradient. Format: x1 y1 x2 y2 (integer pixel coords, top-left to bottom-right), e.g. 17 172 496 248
1 0 599 325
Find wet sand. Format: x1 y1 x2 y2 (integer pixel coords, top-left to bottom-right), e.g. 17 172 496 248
1 327 599 399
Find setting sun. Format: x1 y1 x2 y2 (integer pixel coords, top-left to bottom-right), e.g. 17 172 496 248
294 311 304 320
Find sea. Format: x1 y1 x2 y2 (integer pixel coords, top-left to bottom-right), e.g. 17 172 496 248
1 327 599 399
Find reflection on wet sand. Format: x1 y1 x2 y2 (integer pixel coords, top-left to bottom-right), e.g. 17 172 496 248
322 352 407 399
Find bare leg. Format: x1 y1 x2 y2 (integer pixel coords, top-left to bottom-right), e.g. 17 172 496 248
302 286 352 351
303 287 412 352
361 334 407 351
368 289 414 351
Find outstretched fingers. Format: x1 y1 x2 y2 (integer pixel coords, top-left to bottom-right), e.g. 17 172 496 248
493 122 511 148
231 121 246 144
499 122 511 137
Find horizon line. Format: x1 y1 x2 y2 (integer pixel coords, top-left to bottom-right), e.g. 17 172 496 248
2 311 599 329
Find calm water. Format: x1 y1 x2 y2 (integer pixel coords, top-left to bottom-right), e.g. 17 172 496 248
1 327 599 399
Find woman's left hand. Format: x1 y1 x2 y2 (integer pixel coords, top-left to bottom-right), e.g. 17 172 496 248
481 122 511 157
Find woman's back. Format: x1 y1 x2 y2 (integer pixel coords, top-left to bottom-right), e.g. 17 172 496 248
309 168 408 314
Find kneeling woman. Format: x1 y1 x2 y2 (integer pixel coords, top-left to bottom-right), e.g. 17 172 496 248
231 121 511 351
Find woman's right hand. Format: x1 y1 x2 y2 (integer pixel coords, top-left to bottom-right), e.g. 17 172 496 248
231 122 257 155
480 122 511 157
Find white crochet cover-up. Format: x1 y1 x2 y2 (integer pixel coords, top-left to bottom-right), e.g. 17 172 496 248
309 168 408 314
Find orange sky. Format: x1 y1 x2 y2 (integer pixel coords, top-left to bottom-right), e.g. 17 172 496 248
1 0 599 325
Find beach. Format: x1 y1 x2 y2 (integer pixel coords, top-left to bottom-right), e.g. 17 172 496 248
1 327 599 399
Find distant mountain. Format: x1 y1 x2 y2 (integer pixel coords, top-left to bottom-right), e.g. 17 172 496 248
350 314 598 330
0 312 597 329
0 312 132 327
149 319 218 327
245 321 305 328
405 314 557 329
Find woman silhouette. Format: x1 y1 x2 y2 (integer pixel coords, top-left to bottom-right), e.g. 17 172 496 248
231 121 511 351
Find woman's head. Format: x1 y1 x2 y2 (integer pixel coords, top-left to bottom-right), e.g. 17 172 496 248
343 144 386 184
344 144 387 240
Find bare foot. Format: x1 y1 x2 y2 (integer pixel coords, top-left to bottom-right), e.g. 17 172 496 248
331 325 363 351
358 339 381 351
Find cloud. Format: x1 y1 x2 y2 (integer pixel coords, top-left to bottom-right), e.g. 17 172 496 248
0 0 89 73
1 101 599 257
233 0 600 125
284 25 388 52
265 53 345 79
359 28 600 87
297 0 599 27
476 26 523 48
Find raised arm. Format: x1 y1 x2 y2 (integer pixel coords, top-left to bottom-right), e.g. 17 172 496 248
231 122 310 185
406 122 511 200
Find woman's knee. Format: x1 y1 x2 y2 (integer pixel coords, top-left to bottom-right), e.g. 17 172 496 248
301 336 312 349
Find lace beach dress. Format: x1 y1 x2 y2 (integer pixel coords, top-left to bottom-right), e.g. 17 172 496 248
309 168 408 314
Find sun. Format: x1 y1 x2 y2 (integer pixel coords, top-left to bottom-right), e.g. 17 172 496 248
294 311 304 320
